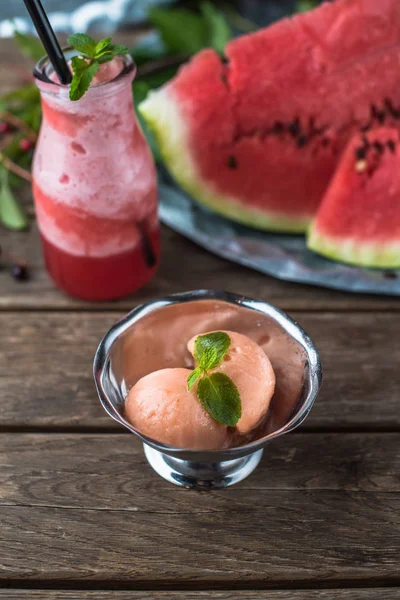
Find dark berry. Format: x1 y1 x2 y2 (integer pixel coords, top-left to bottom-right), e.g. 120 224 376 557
0 121 11 135
19 138 33 152
11 264 29 281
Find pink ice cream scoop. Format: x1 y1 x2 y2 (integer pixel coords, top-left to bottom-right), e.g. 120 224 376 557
188 330 276 434
125 368 228 450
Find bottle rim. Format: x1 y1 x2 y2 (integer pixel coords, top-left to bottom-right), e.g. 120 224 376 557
34 47 136 94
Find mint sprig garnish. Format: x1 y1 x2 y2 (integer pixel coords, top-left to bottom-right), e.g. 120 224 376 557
187 332 242 427
67 34 129 101
198 372 241 427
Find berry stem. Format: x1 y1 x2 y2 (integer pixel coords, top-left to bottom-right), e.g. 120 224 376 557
0 153 32 182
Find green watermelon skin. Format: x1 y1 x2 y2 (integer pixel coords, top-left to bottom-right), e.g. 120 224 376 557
308 128 400 268
140 0 400 233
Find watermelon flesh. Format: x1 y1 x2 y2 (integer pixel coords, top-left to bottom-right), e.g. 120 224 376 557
139 0 400 232
308 128 400 268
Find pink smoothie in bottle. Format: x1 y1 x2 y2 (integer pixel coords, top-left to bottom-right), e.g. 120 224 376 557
33 53 159 301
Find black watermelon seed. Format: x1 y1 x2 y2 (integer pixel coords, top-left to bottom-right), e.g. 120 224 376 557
321 138 330 148
373 141 384 154
289 118 301 137
297 135 308 148
384 98 400 119
371 105 386 123
272 121 284 134
362 135 370 148
227 155 238 169
387 140 396 154
355 147 366 160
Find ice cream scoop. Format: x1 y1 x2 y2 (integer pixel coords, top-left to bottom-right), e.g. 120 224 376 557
188 330 276 434
125 368 228 450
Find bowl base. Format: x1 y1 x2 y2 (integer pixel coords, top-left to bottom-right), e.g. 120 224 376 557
143 444 264 489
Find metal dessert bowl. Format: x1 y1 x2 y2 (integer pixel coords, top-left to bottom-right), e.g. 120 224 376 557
93 290 322 489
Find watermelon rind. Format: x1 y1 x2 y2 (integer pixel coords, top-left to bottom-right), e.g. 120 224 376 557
139 88 310 234
307 229 400 269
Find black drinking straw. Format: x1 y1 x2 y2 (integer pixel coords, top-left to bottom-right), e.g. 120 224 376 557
23 0 72 85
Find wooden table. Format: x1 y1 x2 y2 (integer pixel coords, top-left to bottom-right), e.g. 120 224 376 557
1 40 400 599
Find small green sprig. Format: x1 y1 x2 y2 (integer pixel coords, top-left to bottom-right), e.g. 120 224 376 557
67 34 129 101
187 332 242 427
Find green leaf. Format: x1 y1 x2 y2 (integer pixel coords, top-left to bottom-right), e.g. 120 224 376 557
200 2 232 53
95 37 112 55
149 7 208 55
197 373 241 427
194 331 231 370
96 44 129 63
67 33 97 58
187 366 204 391
14 31 44 61
295 0 318 13
130 44 167 67
0 83 40 107
69 59 99 101
0 167 28 231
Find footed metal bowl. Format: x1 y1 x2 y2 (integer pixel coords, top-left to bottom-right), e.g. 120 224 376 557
93 290 322 489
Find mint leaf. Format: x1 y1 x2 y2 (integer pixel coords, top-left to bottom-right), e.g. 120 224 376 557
197 373 241 427
69 59 99 101
68 33 97 58
200 2 232 53
194 332 231 370
187 366 203 391
96 44 129 63
149 7 208 55
0 167 28 231
14 31 44 61
95 37 112 56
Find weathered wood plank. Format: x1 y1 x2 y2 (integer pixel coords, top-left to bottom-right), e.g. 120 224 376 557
1 312 399 429
0 434 399 584
3 220 400 311
1 591 399 599
1 434 399 511
1 492 399 583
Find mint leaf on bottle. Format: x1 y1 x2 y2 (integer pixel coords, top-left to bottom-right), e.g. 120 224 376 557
197 373 241 427
67 34 128 101
69 58 99 101
67 33 98 58
95 37 112 56
194 331 230 370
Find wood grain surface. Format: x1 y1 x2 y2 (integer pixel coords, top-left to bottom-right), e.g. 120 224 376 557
2 433 399 507
1 311 399 429
1 592 399 599
1 217 400 313
0 433 399 585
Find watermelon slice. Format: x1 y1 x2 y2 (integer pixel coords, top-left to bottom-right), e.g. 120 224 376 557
308 128 400 268
139 0 400 232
